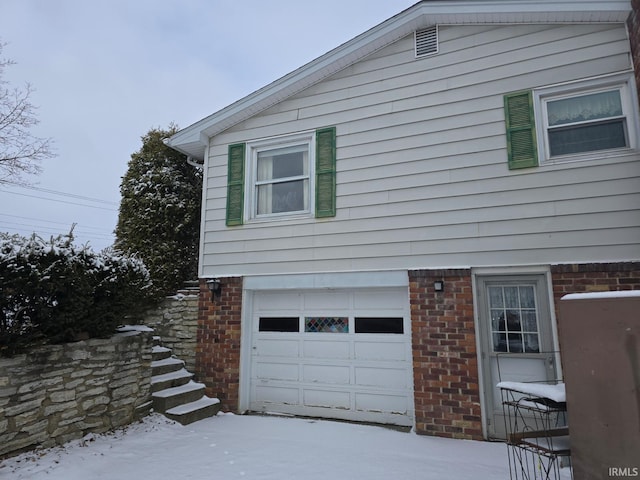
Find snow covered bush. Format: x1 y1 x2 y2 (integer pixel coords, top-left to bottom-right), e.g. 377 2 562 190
0 232 155 356
115 126 201 297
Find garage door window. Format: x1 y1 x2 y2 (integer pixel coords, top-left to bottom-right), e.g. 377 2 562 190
355 317 404 334
259 317 300 332
305 317 348 333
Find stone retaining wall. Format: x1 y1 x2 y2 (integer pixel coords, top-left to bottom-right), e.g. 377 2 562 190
142 290 198 373
0 330 153 458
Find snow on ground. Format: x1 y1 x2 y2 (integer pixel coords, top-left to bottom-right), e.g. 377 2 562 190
0 413 512 480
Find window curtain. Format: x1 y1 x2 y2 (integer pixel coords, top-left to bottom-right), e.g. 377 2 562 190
547 90 622 126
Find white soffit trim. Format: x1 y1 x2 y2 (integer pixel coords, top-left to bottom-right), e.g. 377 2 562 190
167 0 631 159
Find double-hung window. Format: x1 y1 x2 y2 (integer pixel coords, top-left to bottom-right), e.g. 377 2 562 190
254 139 311 217
225 127 336 226
504 73 638 169
541 85 632 159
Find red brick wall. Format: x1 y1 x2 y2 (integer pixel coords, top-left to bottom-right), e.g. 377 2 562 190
550 262 640 320
195 277 243 411
628 0 640 103
409 269 483 440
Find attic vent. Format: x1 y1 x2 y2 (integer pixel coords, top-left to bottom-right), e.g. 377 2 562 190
415 26 438 57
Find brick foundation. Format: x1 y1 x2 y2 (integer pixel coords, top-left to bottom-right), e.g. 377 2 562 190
409 269 483 440
195 277 243 411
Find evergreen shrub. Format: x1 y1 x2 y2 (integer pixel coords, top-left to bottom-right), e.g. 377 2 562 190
0 232 155 356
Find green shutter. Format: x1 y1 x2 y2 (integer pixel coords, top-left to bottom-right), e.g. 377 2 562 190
504 91 538 170
226 143 245 226
315 127 336 218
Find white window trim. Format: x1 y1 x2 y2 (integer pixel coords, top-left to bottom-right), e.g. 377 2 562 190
244 130 316 222
533 72 640 164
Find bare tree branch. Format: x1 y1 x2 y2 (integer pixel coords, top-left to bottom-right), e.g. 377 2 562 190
0 41 55 184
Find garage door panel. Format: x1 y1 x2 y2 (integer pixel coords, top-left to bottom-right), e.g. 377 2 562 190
256 362 299 381
255 385 300 405
354 366 408 389
303 291 350 309
303 339 350 359
250 288 413 427
353 291 406 310
303 364 350 385
255 338 299 357
254 292 301 311
355 392 409 415
354 341 406 361
304 389 350 409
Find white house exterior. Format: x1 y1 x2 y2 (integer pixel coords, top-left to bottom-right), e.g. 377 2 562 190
168 0 640 440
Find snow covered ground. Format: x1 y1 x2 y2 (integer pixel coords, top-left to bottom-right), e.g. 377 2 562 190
0 413 521 479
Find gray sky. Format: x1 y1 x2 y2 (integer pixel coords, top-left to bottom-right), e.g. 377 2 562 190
0 0 417 250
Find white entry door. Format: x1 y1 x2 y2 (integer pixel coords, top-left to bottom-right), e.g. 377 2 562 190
476 274 559 439
248 288 414 426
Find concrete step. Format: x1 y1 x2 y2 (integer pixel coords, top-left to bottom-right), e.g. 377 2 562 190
152 381 206 413
165 396 221 425
151 357 185 376
152 345 172 362
151 368 194 393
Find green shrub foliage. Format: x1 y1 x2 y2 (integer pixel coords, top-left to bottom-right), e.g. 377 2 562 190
0 232 155 356
115 125 202 297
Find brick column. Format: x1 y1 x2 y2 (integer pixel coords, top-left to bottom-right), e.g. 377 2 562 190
628 0 640 105
409 269 482 440
195 277 243 411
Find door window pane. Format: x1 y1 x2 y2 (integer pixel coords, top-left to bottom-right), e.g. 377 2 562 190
488 285 540 353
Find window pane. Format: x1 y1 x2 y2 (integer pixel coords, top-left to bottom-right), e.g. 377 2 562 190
257 146 308 181
491 309 505 331
508 333 523 353
521 311 538 332
259 317 299 332
505 310 521 331
518 286 535 308
488 286 504 308
524 333 540 353
257 179 308 214
355 317 404 334
305 317 348 333
493 333 507 352
549 120 627 156
504 287 519 308
547 90 622 126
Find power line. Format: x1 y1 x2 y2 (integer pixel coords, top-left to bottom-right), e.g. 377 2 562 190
2 181 119 206
0 189 118 211
0 212 113 233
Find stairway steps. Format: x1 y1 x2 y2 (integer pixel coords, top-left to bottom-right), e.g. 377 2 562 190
149 339 220 425
152 345 172 361
151 368 193 393
152 381 206 413
165 396 221 425
151 357 185 376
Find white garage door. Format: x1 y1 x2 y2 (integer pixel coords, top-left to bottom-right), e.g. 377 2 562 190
248 288 414 426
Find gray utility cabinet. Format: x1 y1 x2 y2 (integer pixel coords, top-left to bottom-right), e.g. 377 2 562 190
558 291 640 480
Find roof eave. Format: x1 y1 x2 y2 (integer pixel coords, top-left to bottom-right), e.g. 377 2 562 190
167 0 631 160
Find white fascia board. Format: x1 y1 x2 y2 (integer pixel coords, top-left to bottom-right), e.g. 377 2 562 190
168 0 631 160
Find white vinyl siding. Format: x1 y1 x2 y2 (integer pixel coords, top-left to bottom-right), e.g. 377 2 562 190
201 23 639 277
